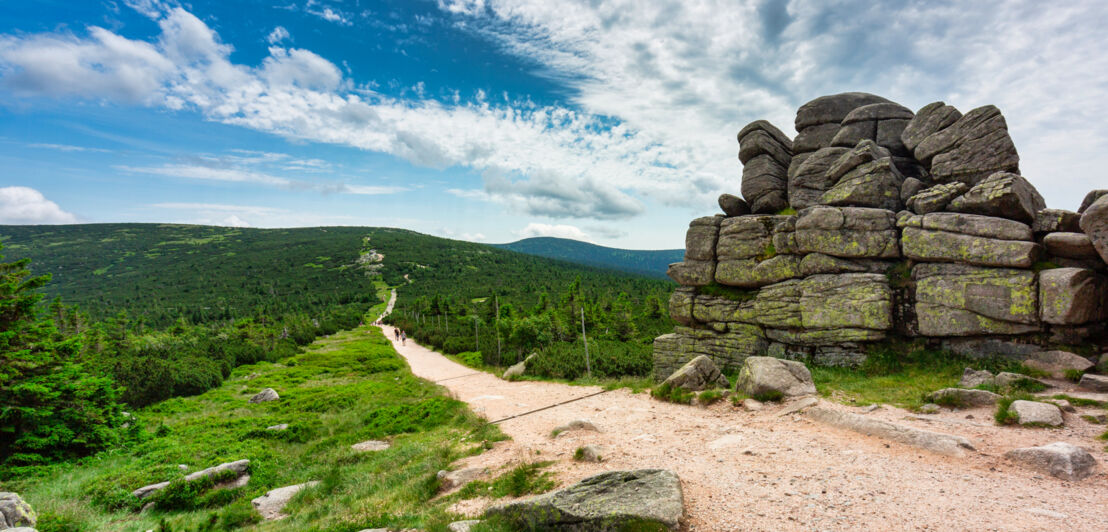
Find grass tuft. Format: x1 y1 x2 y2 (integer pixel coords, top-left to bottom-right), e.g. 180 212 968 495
649 383 695 405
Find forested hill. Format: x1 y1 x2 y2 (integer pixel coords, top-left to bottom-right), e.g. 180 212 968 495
494 237 682 279
0 224 674 326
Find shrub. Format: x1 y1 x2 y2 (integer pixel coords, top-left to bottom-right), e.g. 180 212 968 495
649 383 694 405
697 389 725 405
1064 369 1085 382
751 389 784 403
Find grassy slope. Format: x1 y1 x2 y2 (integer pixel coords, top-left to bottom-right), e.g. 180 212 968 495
493 237 682 279
11 318 508 532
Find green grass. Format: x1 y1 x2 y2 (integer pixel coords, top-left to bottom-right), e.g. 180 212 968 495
810 341 1021 410
1052 394 1108 408
453 462 555 500
649 382 695 405
10 326 506 531
697 389 725 405
1064 369 1086 382
995 394 1036 426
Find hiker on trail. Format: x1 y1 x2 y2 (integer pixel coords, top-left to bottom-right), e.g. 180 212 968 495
394 328 400 341
401 330 407 346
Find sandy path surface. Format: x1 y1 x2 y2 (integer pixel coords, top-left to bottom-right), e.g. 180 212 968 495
379 311 1108 530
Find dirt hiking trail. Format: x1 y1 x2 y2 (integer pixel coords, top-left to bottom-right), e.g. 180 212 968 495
378 309 1107 530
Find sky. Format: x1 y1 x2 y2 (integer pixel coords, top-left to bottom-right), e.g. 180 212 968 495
1 1 1106 249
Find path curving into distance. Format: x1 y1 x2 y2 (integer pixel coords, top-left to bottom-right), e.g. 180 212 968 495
376 304 1108 531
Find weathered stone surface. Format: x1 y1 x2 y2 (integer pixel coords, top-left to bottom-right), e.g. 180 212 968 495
488 469 683 531
662 355 729 391
448 520 481 532
901 102 962 153
1039 268 1105 325
735 356 816 398
793 123 841 153
843 102 914 123
1078 373 1108 392
0 492 36 529
668 287 695 325
915 106 1020 185
788 147 849 209
912 263 1039 336
748 274 892 337
821 158 903 210
718 193 750 217
906 182 967 214
1043 232 1098 259
739 129 792 167
1079 195 1108 263
941 338 1041 360
900 226 1041 268
826 140 890 183
684 223 718 262
742 154 789 214
715 255 802 288
666 260 714 286
552 419 599 436
898 212 1032 241
947 172 1045 224
927 388 1000 407
766 327 886 346
1024 350 1094 377
133 459 251 500
438 468 488 491
875 118 912 156
805 407 975 457
795 92 892 130
249 388 279 403
739 120 794 149
253 481 320 520
1009 400 1064 427
1079 190 1108 213
798 253 890 276
716 215 785 260
959 368 995 389
830 120 875 148
1005 442 1097 481
690 294 756 324
1033 209 1081 234
652 325 767 380
795 206 900 259
266 423 288 431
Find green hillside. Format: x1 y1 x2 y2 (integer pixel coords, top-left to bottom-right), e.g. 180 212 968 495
494 237 682 279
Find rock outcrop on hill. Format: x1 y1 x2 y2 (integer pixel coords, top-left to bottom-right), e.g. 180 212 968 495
654 93 1107 379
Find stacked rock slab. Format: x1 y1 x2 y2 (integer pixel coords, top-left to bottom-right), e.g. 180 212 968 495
655 94 1107 379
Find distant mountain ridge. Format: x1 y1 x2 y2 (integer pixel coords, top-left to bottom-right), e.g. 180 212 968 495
494 237 682 279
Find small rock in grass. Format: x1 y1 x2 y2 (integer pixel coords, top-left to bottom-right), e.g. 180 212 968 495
0 492 36 529
927 388 999 407
1080 413 1107 424
266 423 289 431
351 440 390 452
1009 400 1064 427
959 368 994 388
1078 373 1108 392
1043 399 1075 413
251 481 320 520
177 464 189 472
249 388 280 403
741 398 764 411
576 444 604 463
437 467 488 491
448 520 482 532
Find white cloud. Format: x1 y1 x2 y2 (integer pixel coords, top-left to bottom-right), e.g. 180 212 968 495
27 142 111 153
514 222 590 241
343 184 408 195
151 202 287 217
222 215 250 227
307 5 352 26
0 186 78 224
267 26 290 45
3 1 1106 221
119 164 293 186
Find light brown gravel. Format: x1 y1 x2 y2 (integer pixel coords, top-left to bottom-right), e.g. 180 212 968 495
382 324 1108 531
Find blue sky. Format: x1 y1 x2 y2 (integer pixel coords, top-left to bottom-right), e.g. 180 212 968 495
1 0 1107 248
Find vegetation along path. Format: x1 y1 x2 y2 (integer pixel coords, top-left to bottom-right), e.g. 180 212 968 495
383 325 1108 531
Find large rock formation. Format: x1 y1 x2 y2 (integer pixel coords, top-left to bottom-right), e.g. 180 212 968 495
656 93 1107 377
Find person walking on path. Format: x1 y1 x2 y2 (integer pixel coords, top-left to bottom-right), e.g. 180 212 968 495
401 330 407 346
394 328 400 341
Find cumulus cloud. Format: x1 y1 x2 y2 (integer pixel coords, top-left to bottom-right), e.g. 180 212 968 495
514 222 591 241
3 0 1106 220
0 186 78 224
267 26 290 45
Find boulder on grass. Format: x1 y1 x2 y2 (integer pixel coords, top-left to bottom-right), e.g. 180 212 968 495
0 492 36 529
927 388 999 407
994 372 1045 393
735 357 816 399
1008 400 1063 427
249 388 279 403
252 481 320 520
438 467 488 491
662 355 729 392
486 469 683 531
1023 350 1094 377
1005 442 1097 481
959 368 994 389
132 459 251 500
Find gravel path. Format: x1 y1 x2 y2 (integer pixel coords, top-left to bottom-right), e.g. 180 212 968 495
379 316 1108 530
